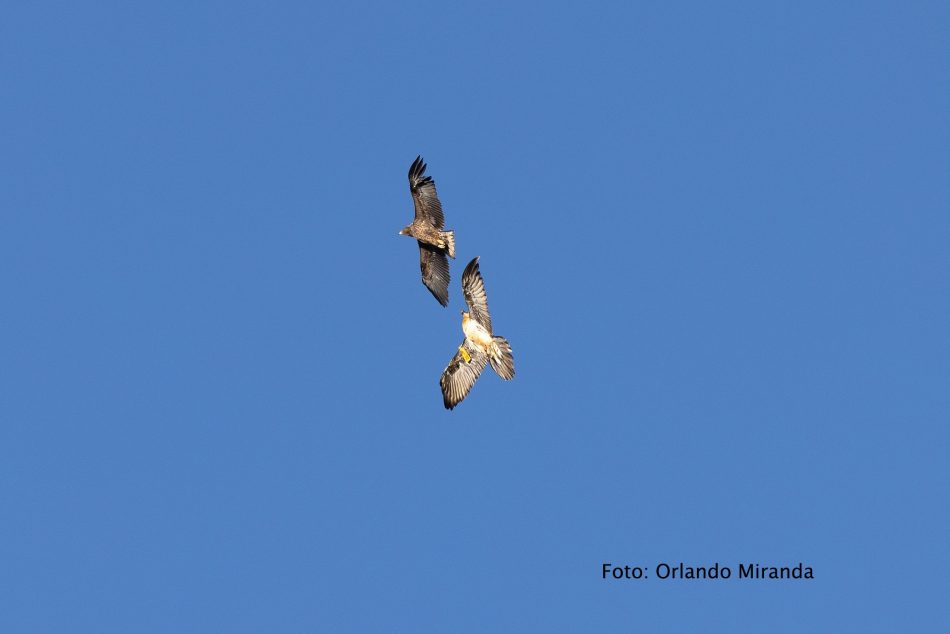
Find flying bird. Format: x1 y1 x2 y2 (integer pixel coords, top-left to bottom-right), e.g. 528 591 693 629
440 257 515 409
398 156 455 306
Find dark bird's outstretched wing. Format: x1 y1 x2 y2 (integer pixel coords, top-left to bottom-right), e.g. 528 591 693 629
462 256 492 333
420 243 450 307
440 339 489 409
408 155 444 229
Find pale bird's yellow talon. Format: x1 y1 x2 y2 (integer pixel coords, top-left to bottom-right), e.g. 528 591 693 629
459 345 471 363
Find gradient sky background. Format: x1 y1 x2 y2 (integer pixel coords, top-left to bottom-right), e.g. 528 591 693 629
2 1 948 631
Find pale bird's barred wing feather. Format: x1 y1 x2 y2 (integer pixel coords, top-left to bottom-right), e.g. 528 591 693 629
461 256 492 334
408 155 445 229
419 243 450 307
440 339 489 409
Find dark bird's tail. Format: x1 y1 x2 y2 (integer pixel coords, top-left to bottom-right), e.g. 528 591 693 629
489 336 515 380
442 230 455 259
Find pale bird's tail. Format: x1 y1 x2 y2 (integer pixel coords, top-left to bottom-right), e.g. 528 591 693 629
489 336 515 380
442 230 456 259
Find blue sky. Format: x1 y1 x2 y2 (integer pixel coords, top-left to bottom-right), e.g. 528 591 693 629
2 1 948 631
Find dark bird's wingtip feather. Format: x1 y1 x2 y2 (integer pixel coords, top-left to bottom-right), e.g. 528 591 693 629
409 155 427 181
423 278 449 306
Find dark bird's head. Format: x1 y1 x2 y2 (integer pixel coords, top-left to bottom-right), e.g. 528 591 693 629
398 225 412 237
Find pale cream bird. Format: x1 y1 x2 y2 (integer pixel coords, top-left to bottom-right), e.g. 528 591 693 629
440 257 515 409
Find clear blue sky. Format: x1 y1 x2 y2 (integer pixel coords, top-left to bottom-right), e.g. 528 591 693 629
2 1 948 631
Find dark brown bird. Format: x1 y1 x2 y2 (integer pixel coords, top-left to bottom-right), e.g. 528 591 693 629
398 156 456 306
440 257 515 409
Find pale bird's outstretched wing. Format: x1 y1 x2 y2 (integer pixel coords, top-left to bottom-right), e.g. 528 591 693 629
440 339 489 410
461 256 492 334
408 155 445 229
419 243 450 307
